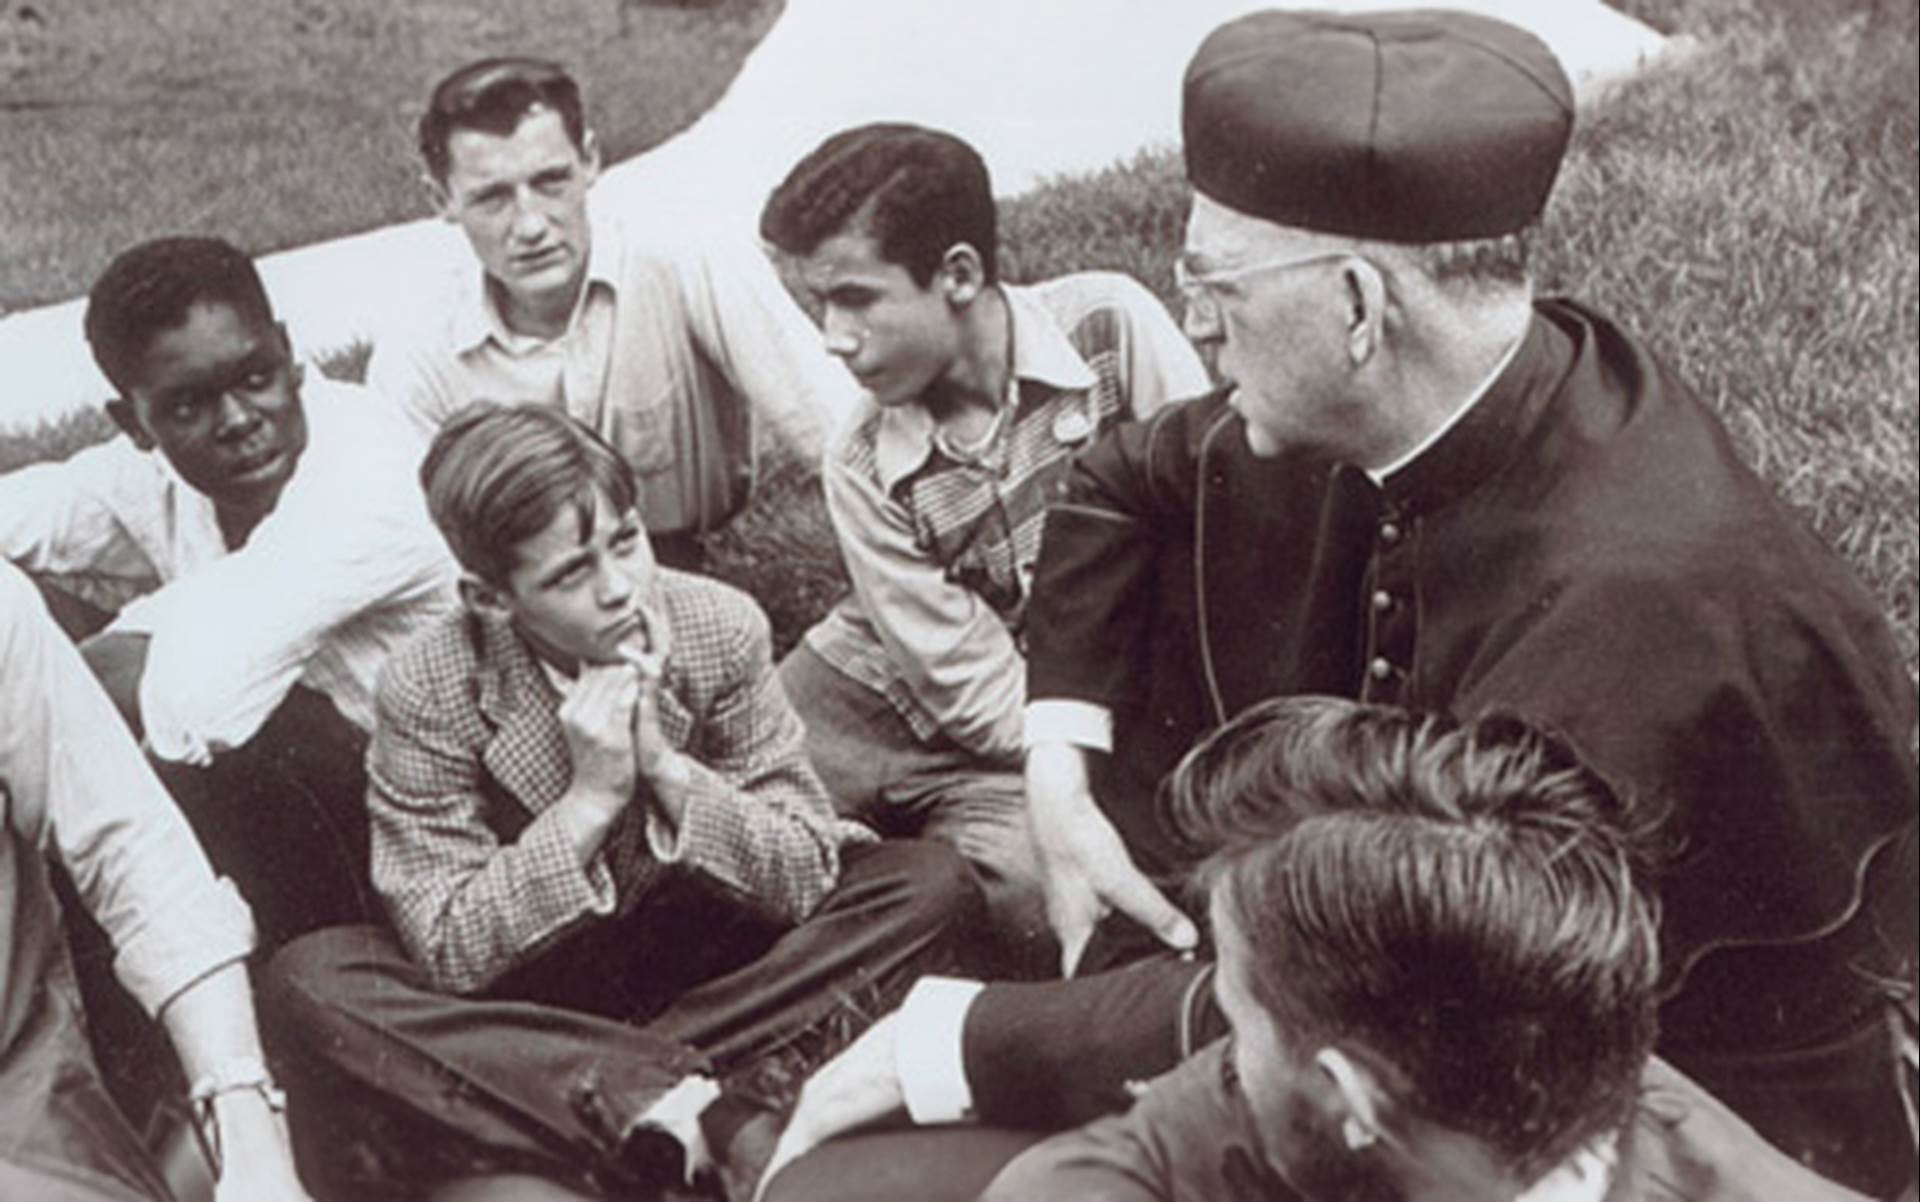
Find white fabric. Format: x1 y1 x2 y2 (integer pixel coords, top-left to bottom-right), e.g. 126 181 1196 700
0 2 1673 434
897 975 988 1125
365 213 853 533
1521 1136 1617 1202
123 379 456 762
0 424 226 616
624 0 1675 238
0 376 459 764
0 562 255 1015
1023 698 1115 754
1367 333 1527 483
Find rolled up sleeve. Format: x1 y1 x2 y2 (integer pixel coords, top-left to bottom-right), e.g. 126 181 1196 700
1 565 254 1016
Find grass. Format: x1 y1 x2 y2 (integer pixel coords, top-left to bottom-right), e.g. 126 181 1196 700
3 0 1915 682
0 0 778 311
1539 0 1919 676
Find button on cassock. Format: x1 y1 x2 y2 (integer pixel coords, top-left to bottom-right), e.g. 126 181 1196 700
1368 657 1394 680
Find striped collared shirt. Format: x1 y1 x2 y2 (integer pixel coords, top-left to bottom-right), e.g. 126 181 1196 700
805 273 1209 761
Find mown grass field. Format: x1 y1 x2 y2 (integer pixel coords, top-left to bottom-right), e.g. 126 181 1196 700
0 0 779 311
2 0 1915 684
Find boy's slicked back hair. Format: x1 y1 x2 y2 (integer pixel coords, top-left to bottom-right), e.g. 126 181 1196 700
418 57 588 183
1175 696 1662 1182
420 402 638 586
760 122 998 286
84 236 275 394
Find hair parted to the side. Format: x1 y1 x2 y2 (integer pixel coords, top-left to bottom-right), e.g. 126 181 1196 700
1172 696 1661 1182
420 402 639 586
760 122 998 286
84 236 276 394
418 57 587 183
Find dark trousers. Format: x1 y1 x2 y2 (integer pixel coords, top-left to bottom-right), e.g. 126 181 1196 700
154 684 379 949
814 932 1917 1199
266 840 983 1197
31 578 378 1177
53 683 377 1146
33 574 377 948
778 643 1054 978
761 947 1219 1202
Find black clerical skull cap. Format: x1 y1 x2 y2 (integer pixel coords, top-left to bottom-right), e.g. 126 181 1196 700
1182 8 1576 242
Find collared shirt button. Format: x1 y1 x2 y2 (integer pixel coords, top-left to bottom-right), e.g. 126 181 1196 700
1371 589 1394 613
1379 521 1402 544
1368 656 1394 680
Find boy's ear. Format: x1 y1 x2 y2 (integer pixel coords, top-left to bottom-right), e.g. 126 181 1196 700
273 321 306 391
424 171 455 220
105 398 155 451
580 128 603 182
938 242 987 307
458 573 512 619
1313 1046 1388 1152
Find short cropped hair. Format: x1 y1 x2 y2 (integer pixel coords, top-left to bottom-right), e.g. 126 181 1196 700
1172 697 1660 1182
760 122 998 286
1359 227 1532 293
1408 227 1532 288
84 237 275 394
418 57 588 184
420 402 638 586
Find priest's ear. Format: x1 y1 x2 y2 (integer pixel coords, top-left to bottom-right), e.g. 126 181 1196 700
1339 258 1389 367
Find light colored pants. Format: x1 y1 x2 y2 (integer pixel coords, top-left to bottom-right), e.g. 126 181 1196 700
778 644 1051 975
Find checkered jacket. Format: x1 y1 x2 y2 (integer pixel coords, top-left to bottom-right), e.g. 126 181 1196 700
367 568 867 994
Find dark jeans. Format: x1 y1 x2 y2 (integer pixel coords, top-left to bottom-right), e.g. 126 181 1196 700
266 840 983 1198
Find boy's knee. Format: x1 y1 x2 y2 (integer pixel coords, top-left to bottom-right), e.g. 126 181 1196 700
262 924 397 1027
891 841 986 935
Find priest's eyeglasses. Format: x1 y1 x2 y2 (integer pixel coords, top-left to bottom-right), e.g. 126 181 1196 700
1174 250 1349 328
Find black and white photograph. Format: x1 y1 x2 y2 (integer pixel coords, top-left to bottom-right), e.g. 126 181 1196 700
0 1 1914 1199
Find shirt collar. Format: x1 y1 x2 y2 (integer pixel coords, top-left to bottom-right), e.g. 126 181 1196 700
1366 332 1525 485
451 214 623 354
536 656 572 698
1373 308 1569 518
873 283 1100 491
1517 1134 1618 1202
